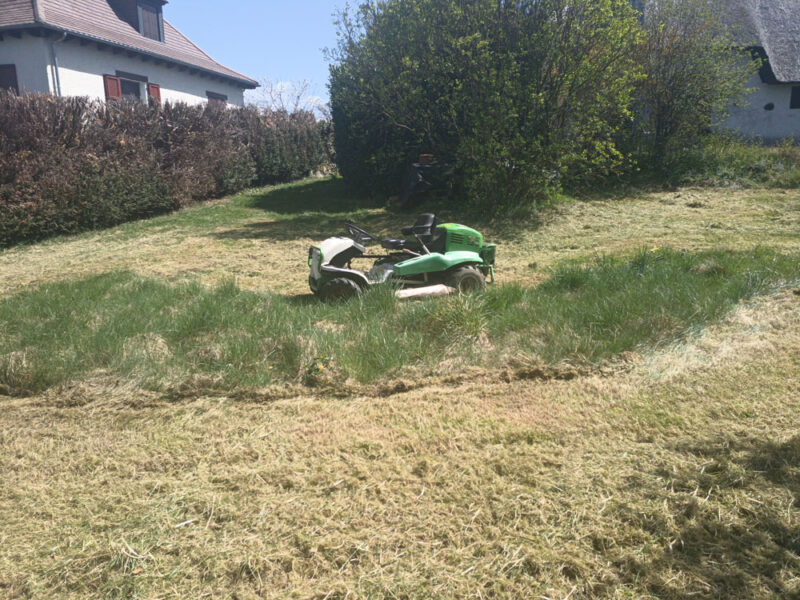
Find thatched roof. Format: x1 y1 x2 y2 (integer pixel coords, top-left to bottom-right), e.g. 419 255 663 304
640 0 800 83
723 0 800 82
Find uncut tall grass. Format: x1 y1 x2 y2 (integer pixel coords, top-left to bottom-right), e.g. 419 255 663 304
1 248 798 396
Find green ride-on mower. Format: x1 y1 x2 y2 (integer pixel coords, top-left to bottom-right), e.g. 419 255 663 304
308 213 497 301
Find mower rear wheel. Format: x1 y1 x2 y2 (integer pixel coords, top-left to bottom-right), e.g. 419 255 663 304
318 277 362 302
446 266 486 293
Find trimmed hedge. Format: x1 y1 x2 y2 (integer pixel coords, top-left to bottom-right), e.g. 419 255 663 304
0 92 330 247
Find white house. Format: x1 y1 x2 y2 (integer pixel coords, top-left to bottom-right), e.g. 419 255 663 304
0 0 257 106
721 0 800 140
636 0 800 141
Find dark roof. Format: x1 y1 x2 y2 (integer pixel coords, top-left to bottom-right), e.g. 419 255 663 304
0 0 257 88
0 0 35 27
724 0 800 83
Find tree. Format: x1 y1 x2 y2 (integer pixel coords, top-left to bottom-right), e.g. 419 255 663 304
629 0 756 162
328 0 643 213
249 78 329 119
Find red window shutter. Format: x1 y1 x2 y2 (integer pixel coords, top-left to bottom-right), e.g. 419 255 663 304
147 83 161 105
103 75 122 100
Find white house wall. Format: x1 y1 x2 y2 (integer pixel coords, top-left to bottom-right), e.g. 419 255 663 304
0 35 54 94
55 39 245 106
723 73 800 141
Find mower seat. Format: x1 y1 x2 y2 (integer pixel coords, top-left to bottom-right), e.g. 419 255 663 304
401 214 445 253
402 213 438 237
381 238 407 250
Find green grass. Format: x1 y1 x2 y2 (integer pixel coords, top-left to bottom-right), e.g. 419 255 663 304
2 247 797 397
1 177 799 599
640 135 800 189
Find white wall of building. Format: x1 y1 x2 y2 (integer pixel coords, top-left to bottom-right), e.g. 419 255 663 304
1 33 246 106
0 35 54 94
723 73 800 141
56 38 245 106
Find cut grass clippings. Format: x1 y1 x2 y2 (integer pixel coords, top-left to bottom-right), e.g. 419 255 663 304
1 289 798 599
1 247 797 397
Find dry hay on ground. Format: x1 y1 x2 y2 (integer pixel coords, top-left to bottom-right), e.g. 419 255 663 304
1 290 798 598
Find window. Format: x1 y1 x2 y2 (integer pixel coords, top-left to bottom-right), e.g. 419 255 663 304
104 72 152 103
0 64 18 94
138 1 164 42
207 91 228 107
121 79 141 99
791 86 800 110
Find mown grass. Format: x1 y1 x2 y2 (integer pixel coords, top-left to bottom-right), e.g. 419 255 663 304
4 175 800 300
2 247 797 396
1 289 798 599
1 175 799 599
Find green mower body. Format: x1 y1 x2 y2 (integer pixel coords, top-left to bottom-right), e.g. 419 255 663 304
308 214 496 301
392 250 483 277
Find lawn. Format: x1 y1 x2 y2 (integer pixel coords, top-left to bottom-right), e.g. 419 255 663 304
1 178 799 599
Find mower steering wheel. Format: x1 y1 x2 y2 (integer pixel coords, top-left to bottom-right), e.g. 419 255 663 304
345 222 375 244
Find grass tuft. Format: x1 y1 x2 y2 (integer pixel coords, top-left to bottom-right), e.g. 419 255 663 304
1 248 797 396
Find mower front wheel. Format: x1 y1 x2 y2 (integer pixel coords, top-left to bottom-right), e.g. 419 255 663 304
318 277 362 302
446 266 486 293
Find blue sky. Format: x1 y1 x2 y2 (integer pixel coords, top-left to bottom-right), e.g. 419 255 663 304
166 0 344 106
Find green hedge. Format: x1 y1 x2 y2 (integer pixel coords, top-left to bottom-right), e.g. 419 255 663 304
0 93 330 247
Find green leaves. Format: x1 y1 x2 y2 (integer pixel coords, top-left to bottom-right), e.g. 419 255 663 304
329 0 643 214
629 0 757 163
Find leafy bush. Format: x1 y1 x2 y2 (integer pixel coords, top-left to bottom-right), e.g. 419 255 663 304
245 108 328 185
329 0 767 210
0 92 330 247
625 0 757 164
0 95 173 244
329 0 644 213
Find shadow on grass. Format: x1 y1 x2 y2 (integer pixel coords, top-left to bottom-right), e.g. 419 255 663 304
628 435 800 599
215 177 547 244
284 293 318 306
214 178 411 242
212 212 406 243
239 178 380 215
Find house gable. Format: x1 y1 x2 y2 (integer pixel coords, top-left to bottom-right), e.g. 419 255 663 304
633 0 800 140
719 0 800 139
53 36 249 106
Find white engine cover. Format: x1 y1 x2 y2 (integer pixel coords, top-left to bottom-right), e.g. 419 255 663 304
310 237 360 280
